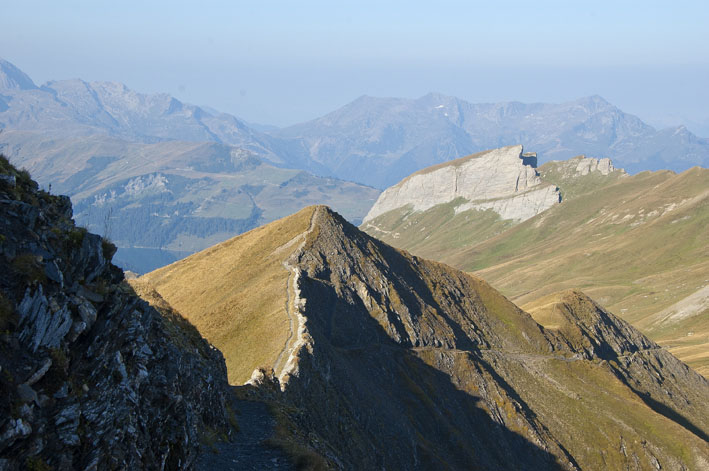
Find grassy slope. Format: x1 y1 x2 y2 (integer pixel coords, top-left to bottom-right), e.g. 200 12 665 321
138 206 315 384
436 346 706 470
637 285 709 377
132 204 708 467
466 167 709 375
361 200 515 261
362 162 709 375
505 289 709 469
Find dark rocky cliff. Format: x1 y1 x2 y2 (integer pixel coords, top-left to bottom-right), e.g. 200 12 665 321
0 156 231 470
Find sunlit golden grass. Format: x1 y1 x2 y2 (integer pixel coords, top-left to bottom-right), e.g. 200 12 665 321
140 206 316 384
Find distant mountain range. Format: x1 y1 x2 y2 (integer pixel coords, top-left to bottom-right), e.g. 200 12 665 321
276 93 709 188
0 59 318 173
0 59 378 272
1 57 707 273
3 58 708 191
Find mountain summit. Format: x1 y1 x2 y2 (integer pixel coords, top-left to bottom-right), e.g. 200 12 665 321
0 59 36 90
140 205 709 470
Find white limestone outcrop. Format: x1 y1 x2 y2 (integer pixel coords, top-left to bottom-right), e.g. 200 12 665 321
363 145 560 223
574 156 615 175
454 184 562 221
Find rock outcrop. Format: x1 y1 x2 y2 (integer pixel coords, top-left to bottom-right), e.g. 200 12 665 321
0 59 37 91
143 205 709 470
572 156 615 175
363 145 561 223
541 154 624 180
0 156 231 470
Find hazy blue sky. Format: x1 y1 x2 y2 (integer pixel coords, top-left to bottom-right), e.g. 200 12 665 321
3 1 708 133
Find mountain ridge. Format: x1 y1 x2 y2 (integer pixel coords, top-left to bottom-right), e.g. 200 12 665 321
3 58 706 192
139 204 709 470
362 153 709 376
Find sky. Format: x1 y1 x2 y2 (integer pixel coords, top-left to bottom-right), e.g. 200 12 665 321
3 0 709 133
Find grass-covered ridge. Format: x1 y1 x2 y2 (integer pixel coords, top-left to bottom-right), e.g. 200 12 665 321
137 206 316 384
362 158 708 376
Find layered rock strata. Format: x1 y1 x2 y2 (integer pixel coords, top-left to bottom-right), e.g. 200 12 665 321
363 145 560 223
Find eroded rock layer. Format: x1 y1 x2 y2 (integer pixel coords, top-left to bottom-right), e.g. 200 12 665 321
363 145 560 223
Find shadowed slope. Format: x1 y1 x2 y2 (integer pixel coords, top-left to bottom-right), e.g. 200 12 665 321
141 206 709 470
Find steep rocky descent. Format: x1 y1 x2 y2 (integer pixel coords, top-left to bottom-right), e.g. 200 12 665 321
142 205 709 470
0 156 233 470
363 145 560 223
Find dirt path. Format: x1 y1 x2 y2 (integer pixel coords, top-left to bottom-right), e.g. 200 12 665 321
195 397 294 471
272 208 318 383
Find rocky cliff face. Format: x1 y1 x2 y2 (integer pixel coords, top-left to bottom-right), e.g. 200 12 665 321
0 156 231 470
363 145 561 223
143 205 709 470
